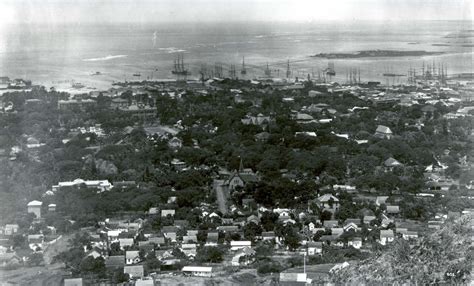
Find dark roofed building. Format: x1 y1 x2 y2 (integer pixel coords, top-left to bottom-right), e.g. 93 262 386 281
148 236 166 245
386 205 400 215
113 181 136 189
58 99 97 111
161 226 179 233
110 98 129 109
226 170 259 191
262 231 276 240
319 235 339 244
344 218 361 226
217 225 239 232
206 231 219 245
323 220 339 228
105 255 125 269
174 220 189 228
0 252 22 268
124 265 144 279
254 132 271 142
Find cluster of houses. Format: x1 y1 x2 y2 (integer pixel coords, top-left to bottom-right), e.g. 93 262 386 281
1 74 473 285
22 188 470 285
0 76 31 90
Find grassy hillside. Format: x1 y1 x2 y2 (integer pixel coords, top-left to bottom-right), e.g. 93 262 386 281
332 215 472 284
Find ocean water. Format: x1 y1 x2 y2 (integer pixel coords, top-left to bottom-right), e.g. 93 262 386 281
0 20 472 91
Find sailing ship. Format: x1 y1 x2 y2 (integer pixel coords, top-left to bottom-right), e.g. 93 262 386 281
172 54 191 76
325 62 336 76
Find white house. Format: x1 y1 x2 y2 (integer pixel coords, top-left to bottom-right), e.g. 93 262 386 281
119 238 134 250
63 278 83 286
107 230 124 241
48 204 56 212
168 137 183 149
4 224 19 236
125 250 141 265
307 242 323 255
52 178 113 193
375 125 393 139
86 249 103 259
273 208 291 217
279 273 308 284
375 196 389 206
230 240 252 251
182 266 213 277
231 247 256 266
316 194 340 211
343 222 358 232
27 200 43 218
161 209 175 217
380 230 395 245
348 237 362 249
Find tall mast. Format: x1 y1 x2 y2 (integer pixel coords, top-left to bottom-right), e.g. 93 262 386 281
265 62 271 77
422 62 425 80
229 64 236 79
241 56 247 75
286 60 291 79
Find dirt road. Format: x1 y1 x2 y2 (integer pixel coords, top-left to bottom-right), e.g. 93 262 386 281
213 179 229 214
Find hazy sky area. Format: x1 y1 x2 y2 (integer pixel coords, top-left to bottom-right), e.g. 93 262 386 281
0 0 472 26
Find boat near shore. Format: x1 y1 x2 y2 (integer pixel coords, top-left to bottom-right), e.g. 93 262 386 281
71 82 85 89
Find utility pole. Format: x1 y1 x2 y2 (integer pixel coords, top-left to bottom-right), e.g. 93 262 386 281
303 253 306 274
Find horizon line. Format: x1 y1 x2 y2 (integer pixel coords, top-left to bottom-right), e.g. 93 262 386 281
4 19 473 25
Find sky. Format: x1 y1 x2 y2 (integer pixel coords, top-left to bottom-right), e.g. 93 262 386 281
0 0 472 26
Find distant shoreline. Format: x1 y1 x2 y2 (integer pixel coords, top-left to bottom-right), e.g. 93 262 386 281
311 50 444 59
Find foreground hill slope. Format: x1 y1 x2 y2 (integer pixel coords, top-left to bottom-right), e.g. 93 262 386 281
333 215 472 284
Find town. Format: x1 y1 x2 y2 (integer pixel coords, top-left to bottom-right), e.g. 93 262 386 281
0 68 473 285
